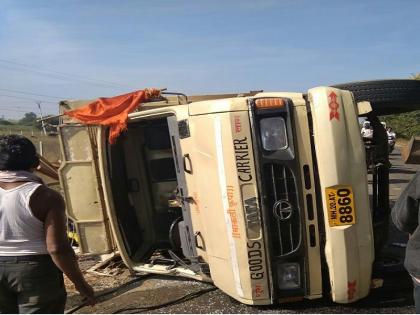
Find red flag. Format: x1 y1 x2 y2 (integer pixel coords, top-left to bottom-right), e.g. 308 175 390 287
65 88 160 144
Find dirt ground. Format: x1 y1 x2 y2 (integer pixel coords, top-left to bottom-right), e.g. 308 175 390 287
64 255 133 311
64 255 216 314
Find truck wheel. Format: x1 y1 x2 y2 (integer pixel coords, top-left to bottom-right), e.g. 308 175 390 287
332 79 420 115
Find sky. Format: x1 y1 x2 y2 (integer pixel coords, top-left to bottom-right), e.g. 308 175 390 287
0 0 419 118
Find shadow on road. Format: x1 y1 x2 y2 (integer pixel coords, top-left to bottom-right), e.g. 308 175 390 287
390 167 418 175
389 178 410 184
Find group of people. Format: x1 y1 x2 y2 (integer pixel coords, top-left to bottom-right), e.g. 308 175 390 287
0 133 419 313
361 120 397 155
361 120 396 141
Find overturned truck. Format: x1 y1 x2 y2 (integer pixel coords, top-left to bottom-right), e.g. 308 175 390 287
58 80 420 305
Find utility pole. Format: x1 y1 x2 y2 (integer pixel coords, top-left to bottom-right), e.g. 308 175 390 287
36 101 47 136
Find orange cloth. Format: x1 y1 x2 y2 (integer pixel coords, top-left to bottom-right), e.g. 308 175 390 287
65 88 160 144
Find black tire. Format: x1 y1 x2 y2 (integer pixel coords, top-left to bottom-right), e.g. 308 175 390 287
332 79 420 115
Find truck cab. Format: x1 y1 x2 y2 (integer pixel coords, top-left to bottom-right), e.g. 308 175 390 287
58 86 384 305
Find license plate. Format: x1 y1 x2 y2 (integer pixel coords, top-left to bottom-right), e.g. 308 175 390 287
325 185 356 227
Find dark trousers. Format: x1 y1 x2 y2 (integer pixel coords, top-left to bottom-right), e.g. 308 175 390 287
0 255 66 314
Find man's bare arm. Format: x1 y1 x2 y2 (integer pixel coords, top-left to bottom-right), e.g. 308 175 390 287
32 187 96 305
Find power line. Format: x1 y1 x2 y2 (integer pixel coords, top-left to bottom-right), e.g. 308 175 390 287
0 63 122 89
0 108 32 113
0 58 132 87
0 98 58 105
0 108 58 115
0 87 67 100
0 58 134 90
0 103 55 110
0 104 35 110
0 93 57 104
0 105 57 113
0 103 57 110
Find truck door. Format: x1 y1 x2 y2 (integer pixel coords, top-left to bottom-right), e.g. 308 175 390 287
166 116 198 260
58 124 114 254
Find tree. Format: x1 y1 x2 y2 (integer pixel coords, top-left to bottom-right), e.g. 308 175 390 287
0 119 14 125
18 112 38 126
412 73 420 80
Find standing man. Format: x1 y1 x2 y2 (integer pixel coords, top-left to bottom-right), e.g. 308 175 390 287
392 170 420 313
0 135 96 313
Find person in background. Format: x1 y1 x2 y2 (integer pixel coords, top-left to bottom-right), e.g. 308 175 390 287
392 170 420 313
0 135 96 313
387 127 397 153
361 120 373 140
387 127 397 140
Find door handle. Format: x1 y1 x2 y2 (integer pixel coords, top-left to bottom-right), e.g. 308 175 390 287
194 231 205 250
183 154 193 174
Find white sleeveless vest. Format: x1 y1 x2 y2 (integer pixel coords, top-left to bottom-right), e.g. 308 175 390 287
0 182 48 256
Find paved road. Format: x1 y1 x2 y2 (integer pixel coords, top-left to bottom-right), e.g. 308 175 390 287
74 146 420 314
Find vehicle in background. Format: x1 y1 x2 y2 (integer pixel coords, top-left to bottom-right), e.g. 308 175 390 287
57 80 420 306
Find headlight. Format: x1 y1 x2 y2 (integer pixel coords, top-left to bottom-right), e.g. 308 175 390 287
277 263 300 289
260 117 288 151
